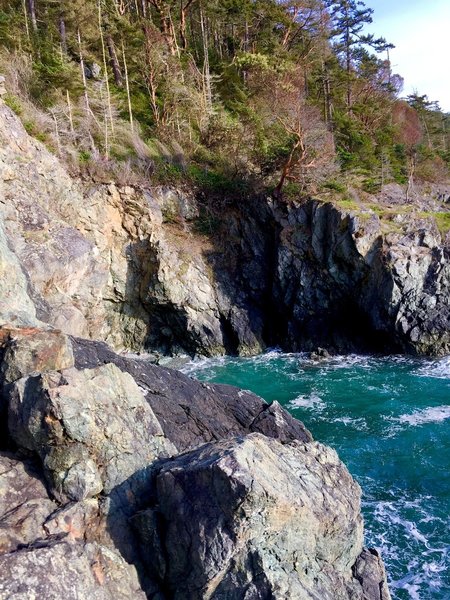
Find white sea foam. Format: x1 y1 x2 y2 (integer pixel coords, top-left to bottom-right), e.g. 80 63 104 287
288 392 326 411
363 487 450 598
396 405 450 426
332 416 368 429
178 356 227 378
416 355 450 380
312 354 373 369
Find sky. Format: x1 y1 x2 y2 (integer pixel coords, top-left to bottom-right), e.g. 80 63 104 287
364 0 450 111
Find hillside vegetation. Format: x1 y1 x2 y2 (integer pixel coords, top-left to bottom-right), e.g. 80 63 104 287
0 0 449 199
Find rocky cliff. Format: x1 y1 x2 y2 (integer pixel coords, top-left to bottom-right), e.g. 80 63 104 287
1 101 449 358
0 326 390 599
0 92 447 598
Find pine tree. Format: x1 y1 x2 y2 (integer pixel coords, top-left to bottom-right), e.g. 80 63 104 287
326 0 393 109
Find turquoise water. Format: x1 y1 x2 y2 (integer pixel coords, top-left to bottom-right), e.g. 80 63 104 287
180 352 450 600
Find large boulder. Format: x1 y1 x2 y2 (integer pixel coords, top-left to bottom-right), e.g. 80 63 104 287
135 434 389 600
6 362 176 502
0 329 391 599
71 336 312 453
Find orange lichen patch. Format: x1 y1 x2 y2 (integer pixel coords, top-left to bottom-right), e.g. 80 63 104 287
63 516 84 542
0 327 74 384
0 326 44 347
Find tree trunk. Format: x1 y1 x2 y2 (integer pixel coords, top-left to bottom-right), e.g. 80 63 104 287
122 41 134 133
200 4 212 115
98 2 114 137
149 0 178 55
406 153 416 202
22 0 30 40
78 28 99 155
59 16 67 55
27 0 37 32
180 1 188 49
107 36 123 87
344 7 352 110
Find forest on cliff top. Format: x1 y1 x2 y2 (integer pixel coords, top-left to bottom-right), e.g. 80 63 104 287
0 0 449 199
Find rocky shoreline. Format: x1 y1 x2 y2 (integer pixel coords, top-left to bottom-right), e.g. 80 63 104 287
0 93 448 598
1 100 449 359
0 326 390 599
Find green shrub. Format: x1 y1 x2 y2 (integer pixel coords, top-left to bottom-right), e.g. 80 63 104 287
322 180 346 193
78 150 91 163
3 93 22 115
362 178 381 194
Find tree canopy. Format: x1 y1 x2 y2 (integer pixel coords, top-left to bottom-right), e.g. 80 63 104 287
0 0 448 197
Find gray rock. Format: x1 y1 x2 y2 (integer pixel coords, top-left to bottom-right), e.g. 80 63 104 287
0 219 39 329
353 549 392 600
6 363 176 501
0 327 74 384
70 336 312 453
137 433 386 599
0 453 56 553
0 540 147 600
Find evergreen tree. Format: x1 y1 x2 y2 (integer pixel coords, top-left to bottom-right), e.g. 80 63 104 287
326 0 393 109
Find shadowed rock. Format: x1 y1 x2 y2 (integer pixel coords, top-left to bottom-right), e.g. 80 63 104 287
0 453 56 553
353 549 391 600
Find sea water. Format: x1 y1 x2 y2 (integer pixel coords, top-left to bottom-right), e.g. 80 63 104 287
180 352 450 600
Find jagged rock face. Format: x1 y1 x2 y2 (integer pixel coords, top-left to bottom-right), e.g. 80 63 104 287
70 336 312 453
136 434 389 600
1 99 449 356
0 100 265 356
6 363 176 502
269 200 450 355
0 329 391 599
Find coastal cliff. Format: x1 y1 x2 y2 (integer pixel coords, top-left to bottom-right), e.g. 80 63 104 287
0 94 447 599
1 101 449 359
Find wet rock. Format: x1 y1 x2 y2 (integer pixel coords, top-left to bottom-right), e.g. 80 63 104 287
7 363 176 501
137 433 385 599
309 347 332 361
0 540 147 600
0 453 56 553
